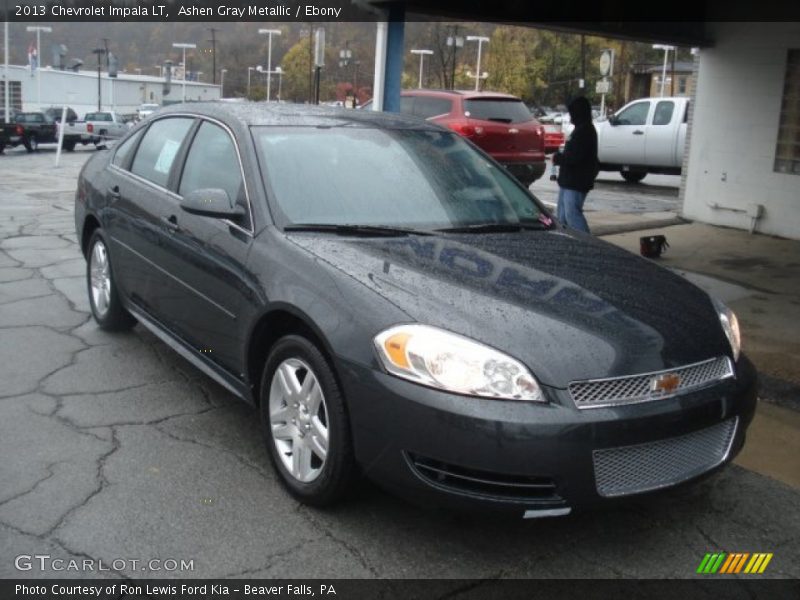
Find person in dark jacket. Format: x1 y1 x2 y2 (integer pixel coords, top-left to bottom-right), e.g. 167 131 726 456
552 96 599 233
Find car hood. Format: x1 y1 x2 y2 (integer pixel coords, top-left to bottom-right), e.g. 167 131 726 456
287 230 731 388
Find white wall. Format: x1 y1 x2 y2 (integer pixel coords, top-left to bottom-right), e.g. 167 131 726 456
682 22 800 240
5 65 220 118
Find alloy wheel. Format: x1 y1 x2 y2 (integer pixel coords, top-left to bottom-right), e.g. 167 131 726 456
89 240 111 319
269 358 329 483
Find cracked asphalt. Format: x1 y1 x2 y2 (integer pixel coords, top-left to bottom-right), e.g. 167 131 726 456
1 146 798 580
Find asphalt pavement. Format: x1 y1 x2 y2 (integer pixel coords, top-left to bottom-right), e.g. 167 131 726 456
1 146 798 580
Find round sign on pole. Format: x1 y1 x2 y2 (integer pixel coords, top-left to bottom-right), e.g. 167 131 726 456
599 49 614 77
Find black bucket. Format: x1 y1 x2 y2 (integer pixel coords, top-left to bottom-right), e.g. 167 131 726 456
640 235 669 258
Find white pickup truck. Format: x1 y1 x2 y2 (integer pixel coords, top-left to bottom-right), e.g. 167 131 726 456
595 96 689 183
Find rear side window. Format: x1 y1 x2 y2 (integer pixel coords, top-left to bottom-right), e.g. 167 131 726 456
464 99 533 123
112 130 143 168
616 102 650 126
413 97 452 119
130 118 194 187
179 121 245 211
399 96 414 114
652 101 675 126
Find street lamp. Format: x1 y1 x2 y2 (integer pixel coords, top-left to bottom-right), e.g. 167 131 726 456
410 49 433 89
172 42 196 102
466 35 489 91
652 44 675 97
220 68 227 98
26 26 52 110
258 28 281 102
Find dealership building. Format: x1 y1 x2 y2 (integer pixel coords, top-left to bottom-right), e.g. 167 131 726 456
1 64 221 117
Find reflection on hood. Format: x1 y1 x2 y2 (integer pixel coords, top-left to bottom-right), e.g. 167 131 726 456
568 96 592 126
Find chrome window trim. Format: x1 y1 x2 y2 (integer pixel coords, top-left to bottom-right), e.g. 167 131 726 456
109 112 255 237
568 356 735 410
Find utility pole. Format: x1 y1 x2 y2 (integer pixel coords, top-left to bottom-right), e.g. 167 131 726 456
446 26 464 90
91 47 105 111
102 38 109 68
207 28 218 84
580 34 586 92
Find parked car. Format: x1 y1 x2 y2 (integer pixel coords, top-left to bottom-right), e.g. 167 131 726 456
75 102 756 516
3 111 58 152
42 106 85 151
396 90 547 186
595 96 689 183
137 103 160 120
0 108 21 153
83 111 130 146
534 111 567 154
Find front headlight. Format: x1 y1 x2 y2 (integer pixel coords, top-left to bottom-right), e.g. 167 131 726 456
713 298 741 362
374 324 544 401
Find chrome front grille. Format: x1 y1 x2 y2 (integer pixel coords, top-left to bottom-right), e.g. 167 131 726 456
593 418 738 497
568 356 734 409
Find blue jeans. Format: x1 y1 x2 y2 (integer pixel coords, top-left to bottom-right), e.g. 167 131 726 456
556 187 590 233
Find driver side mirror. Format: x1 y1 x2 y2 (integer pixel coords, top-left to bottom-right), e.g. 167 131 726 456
180 188 244 220
608 115 620 126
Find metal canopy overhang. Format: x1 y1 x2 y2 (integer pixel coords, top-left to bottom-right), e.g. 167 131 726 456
362 1 714 47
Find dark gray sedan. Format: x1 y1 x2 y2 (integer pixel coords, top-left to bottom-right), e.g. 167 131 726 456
74 102 756 517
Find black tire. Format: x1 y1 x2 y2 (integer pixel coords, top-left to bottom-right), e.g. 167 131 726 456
25 135 38 153
0 142 5 154
63 140 76 152
260 335 356 506
86 229 136 331
621 170 647 183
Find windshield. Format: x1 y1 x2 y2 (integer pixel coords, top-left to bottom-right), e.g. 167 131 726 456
253 127 545 230
464 99 533 124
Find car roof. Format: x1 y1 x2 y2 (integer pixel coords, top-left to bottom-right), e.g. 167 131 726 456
401 89 522 101
155 101 444 131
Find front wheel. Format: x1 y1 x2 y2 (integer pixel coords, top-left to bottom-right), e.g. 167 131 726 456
86 230 136 331
621 170 647 183
260 335 356 506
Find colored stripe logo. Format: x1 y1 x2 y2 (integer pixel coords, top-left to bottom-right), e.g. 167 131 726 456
697 552 773 574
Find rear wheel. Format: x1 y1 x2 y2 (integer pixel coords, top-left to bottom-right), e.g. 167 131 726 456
86 230 136 331
621 170 647 183
260 335 356 506
25 135 38 153
62 140 76 152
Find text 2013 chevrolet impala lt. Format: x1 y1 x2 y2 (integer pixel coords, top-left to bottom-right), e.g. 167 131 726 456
75 103 756 517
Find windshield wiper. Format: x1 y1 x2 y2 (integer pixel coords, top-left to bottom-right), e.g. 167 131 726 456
283 223 432 237
435 222 550 234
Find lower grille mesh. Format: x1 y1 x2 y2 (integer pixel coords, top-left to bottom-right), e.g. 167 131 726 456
593 418 738 497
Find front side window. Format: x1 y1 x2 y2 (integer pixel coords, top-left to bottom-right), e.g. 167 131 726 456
652 101 675 126
179 121 245 210
130 117 194 187
254 127 544 229
616 102 650 126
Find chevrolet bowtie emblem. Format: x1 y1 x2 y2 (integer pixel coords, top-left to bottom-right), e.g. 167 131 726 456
650 372 681 394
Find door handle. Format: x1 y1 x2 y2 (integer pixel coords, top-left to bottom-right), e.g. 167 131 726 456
108 185 120 199
161 215 180 233
632 130 645 135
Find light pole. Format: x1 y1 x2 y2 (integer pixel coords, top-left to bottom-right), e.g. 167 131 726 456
172 42 196 102
247 66 261 97
410 49 433 89
220 68 227 98
446 30 464 90
275 66 282 101
652 44 675 97
258 28 281 102
26 26 51 110
466 35 489 91
91 47 106 111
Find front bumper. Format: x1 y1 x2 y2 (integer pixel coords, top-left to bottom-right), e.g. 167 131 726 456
339 355 757 517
